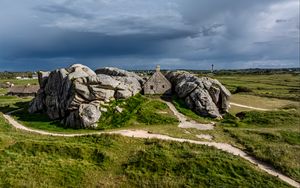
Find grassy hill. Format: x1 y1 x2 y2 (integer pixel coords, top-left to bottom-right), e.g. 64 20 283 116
0 113 291 187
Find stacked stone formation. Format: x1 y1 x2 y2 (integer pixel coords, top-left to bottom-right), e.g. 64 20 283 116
166 71 231 118
29 64 143 128
29 65 231 129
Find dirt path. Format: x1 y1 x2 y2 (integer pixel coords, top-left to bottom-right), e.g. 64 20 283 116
2 113 299 187
164 101 215 130
230 102 269 111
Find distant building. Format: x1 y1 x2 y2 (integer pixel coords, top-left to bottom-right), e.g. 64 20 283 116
7 84 39 97
143 65 172 95
16 76 30 80
32 75 38 79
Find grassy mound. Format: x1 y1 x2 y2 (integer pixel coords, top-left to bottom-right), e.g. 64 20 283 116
98 94 178 129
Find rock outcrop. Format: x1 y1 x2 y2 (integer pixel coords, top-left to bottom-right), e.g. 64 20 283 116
166 71 231 118
29 64 142 128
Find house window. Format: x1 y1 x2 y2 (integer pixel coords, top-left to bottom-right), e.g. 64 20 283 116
150 85 154 90
162 85 165 88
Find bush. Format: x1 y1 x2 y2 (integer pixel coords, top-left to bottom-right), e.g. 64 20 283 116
233 86 253 94
221 113 240 127
235 110 300 127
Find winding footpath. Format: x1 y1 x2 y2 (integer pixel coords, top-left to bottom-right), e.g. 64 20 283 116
230 102 269 111
164 101 215 130
2 109 299 187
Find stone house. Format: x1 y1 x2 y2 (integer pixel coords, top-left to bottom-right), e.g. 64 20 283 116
143 65 172 95
7 84 39 97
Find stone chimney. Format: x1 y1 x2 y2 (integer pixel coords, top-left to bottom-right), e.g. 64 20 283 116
156 65 161 72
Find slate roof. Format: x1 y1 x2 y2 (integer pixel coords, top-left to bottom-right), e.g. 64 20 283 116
8 85 39 94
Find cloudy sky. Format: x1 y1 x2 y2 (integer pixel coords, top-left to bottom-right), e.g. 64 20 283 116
0 0 299 71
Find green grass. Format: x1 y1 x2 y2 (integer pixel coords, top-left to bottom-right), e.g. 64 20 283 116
98 94 178 129
0 78 38 86
0 88 7 95
230 94 299 111
215 74 300 101
0 95 33 113
9 94 178 133
1 73 300 186
0 82 34 113
221 108 300 181
0 114 291 187
12 108 96 134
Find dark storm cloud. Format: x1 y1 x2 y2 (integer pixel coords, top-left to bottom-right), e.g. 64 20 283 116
36 4 94 19
0 0 299 71
4 25 196 59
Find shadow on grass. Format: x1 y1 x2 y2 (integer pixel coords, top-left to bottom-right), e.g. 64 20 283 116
10 107 97 133
13 108 61 126
10 107 83 132
0 101 30 114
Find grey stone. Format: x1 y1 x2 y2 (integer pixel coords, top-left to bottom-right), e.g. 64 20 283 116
90 86 115 100
29 64 142 129
143 66 172 95
38 71 50 88
95 67 144 84
100 107 108 112
115 90 132 99
115 106 123 113
166 71 231 118
79 103 101 128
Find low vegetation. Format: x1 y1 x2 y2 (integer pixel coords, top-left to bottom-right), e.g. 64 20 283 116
221 107 300 181
98 94 178 129
1 73 299 186
12 108 94 134
0 96 32 113
0 78 38 86
215 73 300 101
233 86 252 94
9 94 178 132
0 114 291 187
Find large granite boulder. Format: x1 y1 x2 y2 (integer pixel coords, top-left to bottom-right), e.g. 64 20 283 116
29 64 142 128
166 71 231 118
95 67 145 85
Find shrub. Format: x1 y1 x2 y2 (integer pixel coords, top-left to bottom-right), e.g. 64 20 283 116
221 113 240 127
233 86 253 94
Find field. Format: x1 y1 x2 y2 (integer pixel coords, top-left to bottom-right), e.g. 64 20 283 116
0 73 299 187
0 78 38 86
214 74 300 101
0 114 291 187
215 73 300 181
